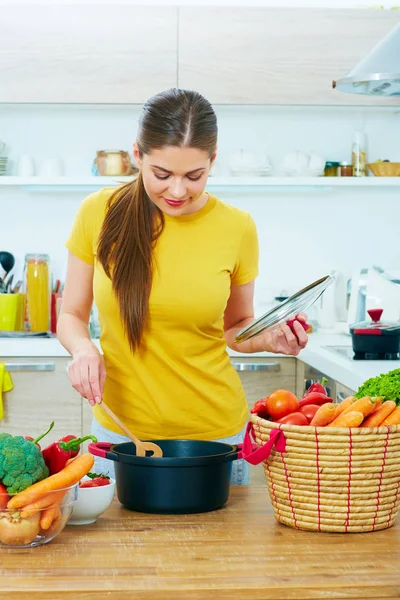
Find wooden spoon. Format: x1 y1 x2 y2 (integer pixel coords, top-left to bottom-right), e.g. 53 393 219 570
99 401 163 458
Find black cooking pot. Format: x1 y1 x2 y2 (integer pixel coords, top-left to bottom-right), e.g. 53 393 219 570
89 439 241 514
350 308 400 360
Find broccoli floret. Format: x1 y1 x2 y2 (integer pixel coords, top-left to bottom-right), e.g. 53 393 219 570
0 433 49 494
355 368 400 405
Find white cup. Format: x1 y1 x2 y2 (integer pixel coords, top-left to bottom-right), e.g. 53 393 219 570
39 158 64 177
17 155 35 177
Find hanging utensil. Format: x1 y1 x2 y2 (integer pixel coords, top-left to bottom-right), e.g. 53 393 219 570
11 280 22 294
99 401 163 458
235 275 334 344
0 252 15 282
4 273 13 293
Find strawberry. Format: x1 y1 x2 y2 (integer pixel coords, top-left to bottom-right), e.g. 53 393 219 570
79 472 110 488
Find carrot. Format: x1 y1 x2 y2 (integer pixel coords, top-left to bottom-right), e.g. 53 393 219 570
19 490 67 518
381 405 400 426
40 506 60 531
48 506 62 532
361 400 397 428
328 410 364 428
341 396 378 419
332 396 357 419
310 403 337 427
7 453 94 510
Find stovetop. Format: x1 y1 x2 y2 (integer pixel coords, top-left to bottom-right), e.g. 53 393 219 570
324 345 400 361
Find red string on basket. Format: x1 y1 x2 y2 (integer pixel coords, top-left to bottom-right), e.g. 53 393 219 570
281 449 297 528
266 463 280 522
345 429 353 532
315 428 321 532
372 427 390 532
388 480 400 528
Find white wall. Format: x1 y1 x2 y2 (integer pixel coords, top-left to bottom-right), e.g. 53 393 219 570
1 1 399 6
1 102 400 307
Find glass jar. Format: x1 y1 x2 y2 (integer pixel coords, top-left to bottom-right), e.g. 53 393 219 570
23 254 51 333
339 162 353 177
324 161 340 177
93 150 135 176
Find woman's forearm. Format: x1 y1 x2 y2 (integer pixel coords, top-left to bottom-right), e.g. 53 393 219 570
224 318 270 354
57 312 98 357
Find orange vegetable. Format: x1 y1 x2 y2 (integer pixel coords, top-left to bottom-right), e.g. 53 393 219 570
7 453 94 509
361 401 397 428
310 403 337 427
381 405 400 426
341 396 378 418
328 411 364 428
40 506 60 531
19 490 67 518
332 396 356 420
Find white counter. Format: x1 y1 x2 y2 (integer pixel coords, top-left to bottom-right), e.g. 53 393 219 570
0 332 398 393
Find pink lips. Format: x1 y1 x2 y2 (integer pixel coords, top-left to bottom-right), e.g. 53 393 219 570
163 198 187 208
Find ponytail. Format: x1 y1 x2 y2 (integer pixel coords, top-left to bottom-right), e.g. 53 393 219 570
97 173 164 351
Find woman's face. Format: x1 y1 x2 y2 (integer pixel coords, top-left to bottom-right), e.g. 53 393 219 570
133 144 216 217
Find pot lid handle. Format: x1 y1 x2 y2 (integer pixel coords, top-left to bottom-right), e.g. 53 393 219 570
368 308 383 322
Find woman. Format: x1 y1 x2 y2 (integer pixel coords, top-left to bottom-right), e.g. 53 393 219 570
58 88 308 484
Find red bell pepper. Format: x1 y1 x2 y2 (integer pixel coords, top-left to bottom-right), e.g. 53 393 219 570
42 434 98 475
0 483 10 510
24 421 54 449
304 377 328 396
298 392 333 409
250 399 269 419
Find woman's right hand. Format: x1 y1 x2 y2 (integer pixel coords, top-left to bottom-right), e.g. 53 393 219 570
68 344 107 406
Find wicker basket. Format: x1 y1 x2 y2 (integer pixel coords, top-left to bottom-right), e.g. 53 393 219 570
367 162 400 177
250 414 400 533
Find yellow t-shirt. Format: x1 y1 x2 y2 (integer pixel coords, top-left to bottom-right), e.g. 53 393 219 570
65 187 259 440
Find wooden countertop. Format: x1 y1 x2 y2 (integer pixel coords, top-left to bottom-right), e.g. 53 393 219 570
1 484 400 600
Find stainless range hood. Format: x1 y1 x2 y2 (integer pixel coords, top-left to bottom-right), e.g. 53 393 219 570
333 23 400 96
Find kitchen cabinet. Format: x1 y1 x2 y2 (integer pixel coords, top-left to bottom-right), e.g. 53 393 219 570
178 7 400 106
0 6 178 103
1 357 83 443
232 357 296 410
296 360 357 404
336 381 356 402
232 356 296 485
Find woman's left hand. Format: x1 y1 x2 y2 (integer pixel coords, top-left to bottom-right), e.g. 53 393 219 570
258 314 309 356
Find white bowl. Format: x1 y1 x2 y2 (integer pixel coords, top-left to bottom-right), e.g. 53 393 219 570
68 478 116 525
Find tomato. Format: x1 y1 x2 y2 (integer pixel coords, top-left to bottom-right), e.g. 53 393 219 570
276 412 308 426
299 404 320 423
265 390 299 420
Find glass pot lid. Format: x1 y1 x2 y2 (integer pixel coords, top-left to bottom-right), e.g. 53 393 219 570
235 275 334 344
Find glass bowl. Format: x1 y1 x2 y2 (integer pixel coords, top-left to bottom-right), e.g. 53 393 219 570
0 484 78 548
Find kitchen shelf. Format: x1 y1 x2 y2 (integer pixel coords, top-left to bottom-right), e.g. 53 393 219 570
1 175 400 191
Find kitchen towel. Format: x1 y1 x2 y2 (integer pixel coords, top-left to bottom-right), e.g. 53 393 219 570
0 363 13 420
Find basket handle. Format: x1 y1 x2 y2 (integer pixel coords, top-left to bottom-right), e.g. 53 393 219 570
240 421 286 465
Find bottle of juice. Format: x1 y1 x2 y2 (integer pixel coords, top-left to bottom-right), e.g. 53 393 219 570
24 254 51 332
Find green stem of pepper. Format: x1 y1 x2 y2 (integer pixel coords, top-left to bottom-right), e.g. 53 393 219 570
33 421 55 445
58 435 98 452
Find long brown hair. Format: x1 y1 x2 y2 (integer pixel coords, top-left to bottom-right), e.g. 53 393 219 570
97 89 218 351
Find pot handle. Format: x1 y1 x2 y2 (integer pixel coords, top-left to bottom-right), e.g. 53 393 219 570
239 422 286 466
88 441 120 462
